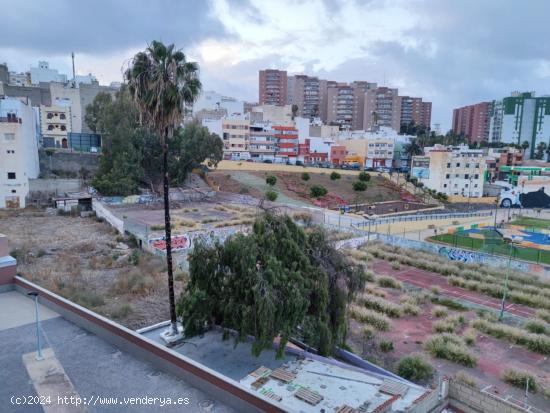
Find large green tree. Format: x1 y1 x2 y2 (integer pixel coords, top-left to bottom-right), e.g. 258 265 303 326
88 90 222 195
177 214 366 357
126 41 202 336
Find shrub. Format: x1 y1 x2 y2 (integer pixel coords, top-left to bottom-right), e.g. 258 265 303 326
432 306 448 318
402 302 421 316
350 305 392 331
379 340 394 352
150 224 165 231
431 296 467 311
301 172 310 181
36 249 46 258
353 180 368 191
454 371 478 388
390 261 401 270
128 250 140 266
397 355 433 382
111 303 133 319
525 319 548 335
424 334 477 367
330 171 341 180
376 276 402 289
434 319 457 333
502 369 538 393
359 293 403 318
463 328 477 346
358 171 371 182
266 175 277 186
363 327 375 340
310 185 328 198
70 291 105 309
536 309 550 323
265 190 278 202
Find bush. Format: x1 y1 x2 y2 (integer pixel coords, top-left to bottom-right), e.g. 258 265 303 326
536 309 550 323
111 303 133 319
363 327 375 341
376 276 402 289
379 340 394 352
310 185 328 198
359 293 403 318
424 334 477 367
454 371 478 388
265 190 278 202
431 296 467 311
330 171 341 180
525 319 548 335
463 328 477 346
434 319 457 333
350 305 392 331
390 261 401 270
266 175 277 186
358 172 371 182
397 355 433 382
301 172 310 181
353 180 368 191
432 306 448 318
502 369 538 393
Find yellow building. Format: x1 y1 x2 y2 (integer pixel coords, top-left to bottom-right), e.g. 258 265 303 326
338 137 394 169
40 104 72 148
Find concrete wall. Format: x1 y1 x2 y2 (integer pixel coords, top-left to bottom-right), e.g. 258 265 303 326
12 276 284 413
92 199 124 233
449 380 531 413
0 235 16 292
29 178 81 194
39 150 99 175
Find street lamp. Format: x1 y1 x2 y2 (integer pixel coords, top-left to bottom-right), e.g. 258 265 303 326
499 236 522 321
27 291 43 361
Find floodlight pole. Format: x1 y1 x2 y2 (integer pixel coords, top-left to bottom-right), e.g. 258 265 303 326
499 238 520 321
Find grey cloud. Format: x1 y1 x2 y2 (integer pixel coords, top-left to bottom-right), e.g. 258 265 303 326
0 0 229 54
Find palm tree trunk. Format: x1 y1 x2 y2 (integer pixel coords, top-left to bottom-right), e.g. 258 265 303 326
162 141 178 335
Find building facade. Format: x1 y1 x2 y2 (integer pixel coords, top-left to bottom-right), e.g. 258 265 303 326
221 117 250 160
452 102 492 143
363 87 400 131
413 145 486 197
40 103 72 148
30 61 67 85
258 69 287 106
399 96 432 129
249 123 277 161
287 75 321 120
0 97 40 208
489 92 550 159
273 125 298 161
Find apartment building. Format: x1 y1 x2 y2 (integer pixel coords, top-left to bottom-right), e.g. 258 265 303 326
489 92 550 158
0 97 39 208
251 104 293 125
30 61 67 85
326 83 354 128
413 145 486 197
452 102 492 143
40 103 72 148
338 136 394 169
363 87 400 131
249 122 277 161
273 125 298 161
485 147 523 181
258 69 287 106
287 75 321 120
221 117 250 160
399 96 432 129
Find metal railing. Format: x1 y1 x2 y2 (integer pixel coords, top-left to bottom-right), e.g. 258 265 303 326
352 210 493 228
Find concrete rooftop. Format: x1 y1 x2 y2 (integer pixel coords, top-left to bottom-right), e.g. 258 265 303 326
0 290 235 413
142 324 429 413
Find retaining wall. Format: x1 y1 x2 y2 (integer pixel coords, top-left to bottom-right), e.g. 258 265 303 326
92 199 124 233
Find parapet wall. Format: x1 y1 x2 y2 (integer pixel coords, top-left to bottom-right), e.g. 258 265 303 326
0 234 16 292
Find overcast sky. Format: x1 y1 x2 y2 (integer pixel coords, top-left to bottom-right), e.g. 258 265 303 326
1 0 549 131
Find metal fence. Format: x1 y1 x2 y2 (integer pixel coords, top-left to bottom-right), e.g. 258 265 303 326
352 210 493 228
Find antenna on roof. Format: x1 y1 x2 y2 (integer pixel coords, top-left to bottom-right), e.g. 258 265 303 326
71 52 76 87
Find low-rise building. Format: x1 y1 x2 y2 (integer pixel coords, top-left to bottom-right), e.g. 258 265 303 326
0 97 40 208
273 125 298 162
330 145 347 166
40 103 72 148
413 145 487 197
485 147 523 181
249 122 277 161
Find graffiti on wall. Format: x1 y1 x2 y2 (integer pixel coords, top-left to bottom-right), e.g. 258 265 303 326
148 227 248 254
438 246 483 264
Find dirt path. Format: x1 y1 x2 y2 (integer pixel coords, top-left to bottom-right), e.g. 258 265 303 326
372 260 536 318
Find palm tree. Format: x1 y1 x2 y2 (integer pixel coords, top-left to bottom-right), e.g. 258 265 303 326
404 139 422 157
126 41 201 336
521 140 530 157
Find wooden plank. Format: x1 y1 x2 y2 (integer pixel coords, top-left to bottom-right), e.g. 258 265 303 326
294 387 323 406
270 368 296 383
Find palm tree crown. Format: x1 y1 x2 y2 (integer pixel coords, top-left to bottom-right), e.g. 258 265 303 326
125 41 201 142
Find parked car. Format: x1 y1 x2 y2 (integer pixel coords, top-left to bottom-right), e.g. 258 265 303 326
246 159 254 162
263 159 273 163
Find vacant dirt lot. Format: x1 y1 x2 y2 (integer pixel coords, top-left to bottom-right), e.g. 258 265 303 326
0 209 182 329
210 170 406 208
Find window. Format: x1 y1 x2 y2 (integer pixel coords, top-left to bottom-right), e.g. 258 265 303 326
474 174 479 179
456 163 460 167
6 150 15 154
7 172 16 179
465 163 470 168
443 184 447 188
11 190 16 194
475 164 480 168
4 133 15 142
60 113 66 120
446 174 450 179
47 112 53 119
465 174 469 179
446 163 451 168
48 125 54 130
455 174 459 178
